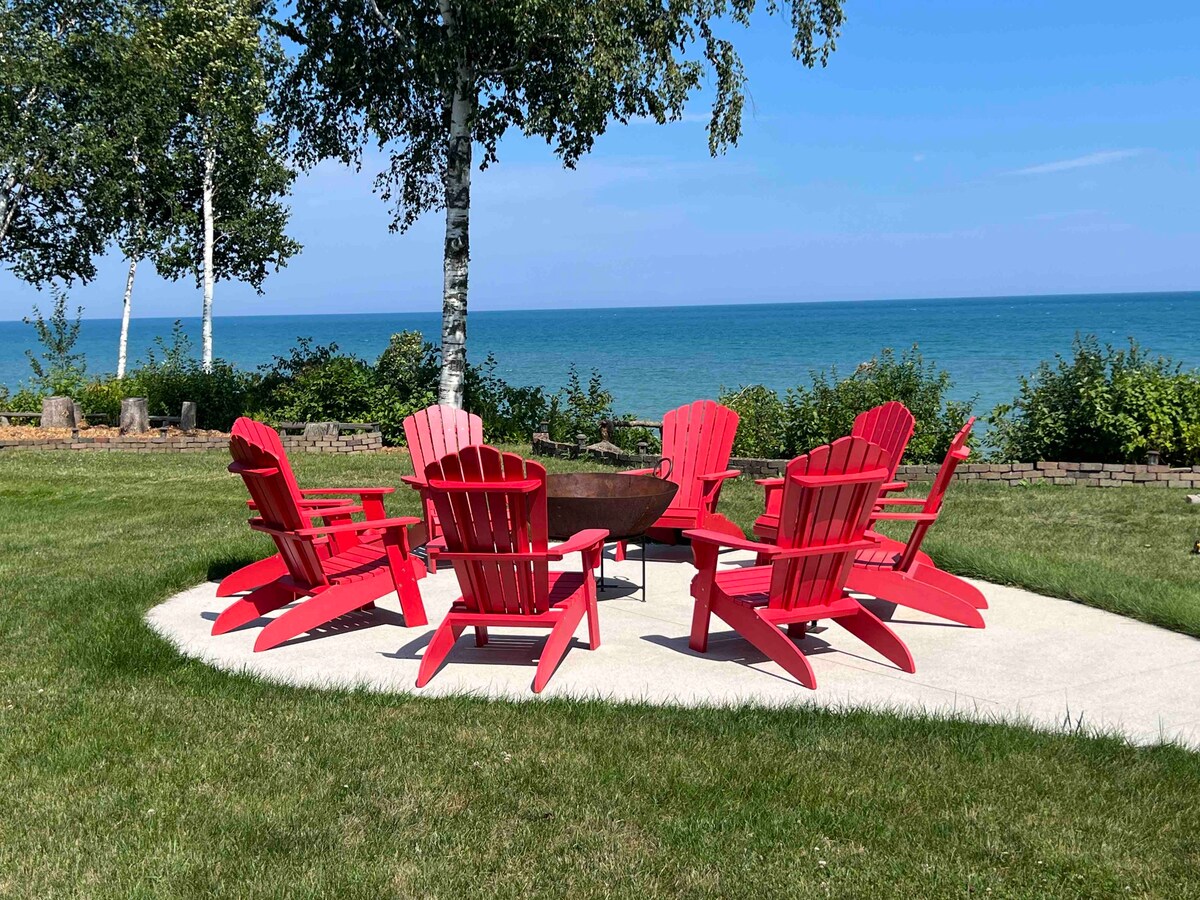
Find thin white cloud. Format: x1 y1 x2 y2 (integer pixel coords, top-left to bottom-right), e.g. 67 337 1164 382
1007 149 1143 176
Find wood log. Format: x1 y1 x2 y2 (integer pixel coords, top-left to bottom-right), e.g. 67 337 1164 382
40 396 75 429
120 397 150 434
180 401 197 432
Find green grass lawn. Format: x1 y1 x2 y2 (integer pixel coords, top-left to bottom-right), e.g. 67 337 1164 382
2 450 1199 898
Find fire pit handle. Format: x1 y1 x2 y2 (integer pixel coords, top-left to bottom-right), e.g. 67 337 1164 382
653 457 673 481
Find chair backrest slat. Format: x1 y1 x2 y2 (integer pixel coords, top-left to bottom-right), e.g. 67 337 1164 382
897 417 976 569
228 424 327 589
660 400 739 510
851 401 915 481
404 405 485 486
770 437 890 610
425 446 550 616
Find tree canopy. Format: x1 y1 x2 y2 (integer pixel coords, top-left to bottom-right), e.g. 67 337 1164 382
277 0 845 406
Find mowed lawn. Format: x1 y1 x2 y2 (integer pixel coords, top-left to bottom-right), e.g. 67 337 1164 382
2 450 1199 899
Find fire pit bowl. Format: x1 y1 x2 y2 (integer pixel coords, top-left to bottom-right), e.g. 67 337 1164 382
546 472 678 541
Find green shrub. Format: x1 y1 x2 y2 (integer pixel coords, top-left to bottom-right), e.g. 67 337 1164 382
120 324 258 430
784 346 973 464
547 366 613 445
991 336 1200 465
372 332 440 443
22 288 87 397
464 354 549 444
254 339 376 426
718 384 787 458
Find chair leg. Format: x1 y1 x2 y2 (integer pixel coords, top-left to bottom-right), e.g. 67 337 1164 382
215 554 288 597
532 600 587 693
384 540 428 627
689 585 714 653
615 541 626 562
835 605 916 674
910 562 989 610
416 617 462 688
585 588 601 650
253 578 387 652
846 567 985 628
712 598 817 689
474 626 489 647
211 580 297 635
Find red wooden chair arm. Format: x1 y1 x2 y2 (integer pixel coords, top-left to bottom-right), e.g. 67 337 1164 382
881 480 908 493
299 486 395 497
619 467 655 477
247 497 348 510
875 497 927 506
773 538 876 559
699 469 741 482
400 474 425 488
869 511 938 523
792 467 890 488
250 515 419 538
684 528 779 557
547 528 609 560
754 476 784 487
426 478 542 493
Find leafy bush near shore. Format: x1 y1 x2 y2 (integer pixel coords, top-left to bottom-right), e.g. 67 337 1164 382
720 347 974 464
991 336 1200 465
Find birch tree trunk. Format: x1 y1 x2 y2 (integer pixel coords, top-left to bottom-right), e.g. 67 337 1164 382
117 256 137 378
436 2 473 408
0 173 22 247
201 137 216 372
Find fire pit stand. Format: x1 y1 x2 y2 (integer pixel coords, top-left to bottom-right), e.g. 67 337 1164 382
546 472 678 602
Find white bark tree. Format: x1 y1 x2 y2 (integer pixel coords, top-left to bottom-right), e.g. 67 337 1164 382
279 0 845 409
117 257 137 377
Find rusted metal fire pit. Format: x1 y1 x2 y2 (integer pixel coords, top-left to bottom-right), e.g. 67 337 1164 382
546 472 678 601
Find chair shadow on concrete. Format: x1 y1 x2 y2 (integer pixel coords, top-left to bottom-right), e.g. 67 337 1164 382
856 596 973 629
201 604 409 648
384 630 589 674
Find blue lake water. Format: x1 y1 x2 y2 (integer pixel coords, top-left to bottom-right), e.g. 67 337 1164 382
2 292 1198 418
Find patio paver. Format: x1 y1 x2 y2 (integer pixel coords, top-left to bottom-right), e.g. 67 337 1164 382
146 545 1200 749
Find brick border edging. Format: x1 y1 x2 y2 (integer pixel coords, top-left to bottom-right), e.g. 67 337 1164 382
0 432 384 454
531 434 1200 489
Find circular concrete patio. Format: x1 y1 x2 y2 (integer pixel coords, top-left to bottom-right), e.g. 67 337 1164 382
147 545 1200 750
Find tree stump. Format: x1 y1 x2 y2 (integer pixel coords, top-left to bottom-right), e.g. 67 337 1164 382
120 397 150 434
40 396 75 429
303 422 337 440
73 402 84 428
180 401 197 432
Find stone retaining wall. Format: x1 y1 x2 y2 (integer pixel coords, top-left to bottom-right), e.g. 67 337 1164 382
0 430 384 454
531 433 1200 488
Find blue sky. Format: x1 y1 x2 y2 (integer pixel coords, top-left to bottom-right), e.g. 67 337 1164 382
2 0 1197 321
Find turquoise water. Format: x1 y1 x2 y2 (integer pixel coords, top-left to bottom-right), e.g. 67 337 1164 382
2 292 1198 418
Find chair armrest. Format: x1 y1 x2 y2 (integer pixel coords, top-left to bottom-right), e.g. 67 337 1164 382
881 480 908 493
699 469 741 483
620 467 655 476
400 474 425 488
251 515 420 538
876 497 927 507
792 468 890 488
684 528 780 557
299 486 395 497
755 477 784 487
547 529 609 560
869 511 938 523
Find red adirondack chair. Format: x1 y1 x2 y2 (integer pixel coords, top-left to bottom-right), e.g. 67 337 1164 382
401 404 485 569
617 399 741 558
416 446 607 693
213 424 427 651
216 418 398 597
753 401 915 542
687 436 915 689
846 418 988 626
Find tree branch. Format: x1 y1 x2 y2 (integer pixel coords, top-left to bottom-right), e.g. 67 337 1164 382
365 0 406 42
